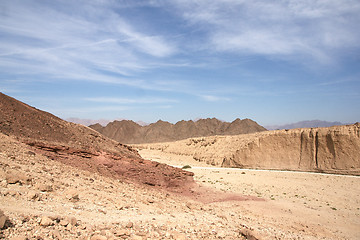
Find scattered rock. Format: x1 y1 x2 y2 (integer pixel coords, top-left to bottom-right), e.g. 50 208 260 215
170 232 187 240
0 209 10 229
98 209 107 214
39 216 53 227
9 237 28 240
90 235 107 240
131 235 143 240
240 229 260 240
27 151 36 156
0 169 6 180
52 230 62 240
5 171 29 184
27 191 40 201
65 189 80 202
22 216 30 223
49 215 61 222
5 189 20 197
59 219 69 227
114 229 130 237
125 222 133 228
36 183 53 192
65 216 77 226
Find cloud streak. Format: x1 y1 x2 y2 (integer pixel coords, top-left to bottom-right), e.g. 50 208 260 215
171 0 360 64
199 95 231 102
0 0 179 91
84 97 178 104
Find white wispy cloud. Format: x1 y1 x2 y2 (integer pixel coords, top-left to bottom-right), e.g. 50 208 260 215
84 97 178 104
199 95 231 102
1 0 359 106
317 75 360 86
0 0 178 90
50 106 132 118
171 0 360 64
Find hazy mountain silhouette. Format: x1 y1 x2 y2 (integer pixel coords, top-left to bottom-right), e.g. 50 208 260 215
265 120 346 130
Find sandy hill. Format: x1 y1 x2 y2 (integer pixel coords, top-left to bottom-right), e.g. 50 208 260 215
89 118 266 144
136 123 360 175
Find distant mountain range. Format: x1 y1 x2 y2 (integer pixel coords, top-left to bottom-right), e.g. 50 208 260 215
265 120 346 130
66 118 149 127
89 118 266 144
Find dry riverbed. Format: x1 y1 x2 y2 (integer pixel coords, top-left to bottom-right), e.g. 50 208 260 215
138 148 360 240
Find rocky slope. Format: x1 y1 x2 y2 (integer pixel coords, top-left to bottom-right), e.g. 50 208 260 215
90 118 266 144
0 92 195 192
136 123 360 175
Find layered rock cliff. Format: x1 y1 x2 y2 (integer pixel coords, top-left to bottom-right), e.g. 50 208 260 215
137 123 360 175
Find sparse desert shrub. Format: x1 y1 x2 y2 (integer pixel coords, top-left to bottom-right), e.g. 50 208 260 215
182 165 191 169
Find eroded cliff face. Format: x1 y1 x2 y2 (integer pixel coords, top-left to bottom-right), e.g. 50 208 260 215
136 123 360 175
229 124 360 174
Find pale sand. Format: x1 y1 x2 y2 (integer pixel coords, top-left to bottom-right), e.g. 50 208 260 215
139 148 360 239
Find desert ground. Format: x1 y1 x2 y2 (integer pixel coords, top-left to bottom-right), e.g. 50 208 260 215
1 132 359 239
138 148 360 240
1 90 360 240
1 132 359 240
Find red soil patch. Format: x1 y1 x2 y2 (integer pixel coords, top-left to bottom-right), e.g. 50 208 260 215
26 141 195 193
26 141 263 203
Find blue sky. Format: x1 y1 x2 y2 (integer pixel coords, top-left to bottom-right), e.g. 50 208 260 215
1 0 360 126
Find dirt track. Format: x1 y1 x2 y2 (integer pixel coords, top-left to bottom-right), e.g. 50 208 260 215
138 148 360 240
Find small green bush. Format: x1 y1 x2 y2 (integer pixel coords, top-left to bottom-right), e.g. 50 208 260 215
182 165 192 169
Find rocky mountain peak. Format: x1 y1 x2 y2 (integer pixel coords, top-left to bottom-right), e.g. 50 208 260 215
90 117 266 144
